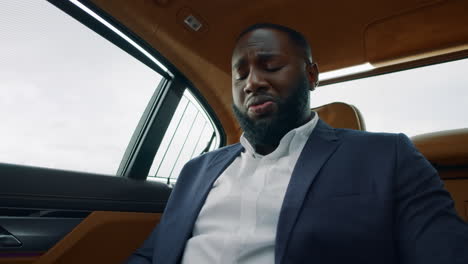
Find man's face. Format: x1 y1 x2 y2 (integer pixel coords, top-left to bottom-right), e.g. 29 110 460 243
231 28 317 147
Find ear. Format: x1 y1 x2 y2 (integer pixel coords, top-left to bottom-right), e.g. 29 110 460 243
305 63 319 91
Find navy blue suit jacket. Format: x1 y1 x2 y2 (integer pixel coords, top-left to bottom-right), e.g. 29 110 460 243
127 120 468 264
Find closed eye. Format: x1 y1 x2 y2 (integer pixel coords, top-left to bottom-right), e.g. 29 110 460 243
235 74 248 81
265 65 284 72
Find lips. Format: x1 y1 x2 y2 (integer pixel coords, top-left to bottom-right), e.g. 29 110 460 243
246 95 276 116
249 101 275 114
246 95 275 109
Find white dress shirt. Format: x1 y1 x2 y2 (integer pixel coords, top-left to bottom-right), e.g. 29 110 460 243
181 113 319 264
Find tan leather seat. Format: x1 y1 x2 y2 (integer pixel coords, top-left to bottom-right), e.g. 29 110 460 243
412 129 468 221
412 128 468 167
312 102 366 131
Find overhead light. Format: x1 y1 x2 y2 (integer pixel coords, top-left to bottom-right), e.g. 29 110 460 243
319 63 374 81
184 15 202 31
69 0 170 74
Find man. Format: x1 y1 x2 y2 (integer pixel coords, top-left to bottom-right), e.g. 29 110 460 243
127 24 468 264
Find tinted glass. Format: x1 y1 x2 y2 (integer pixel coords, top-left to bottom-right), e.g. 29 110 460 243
148 90 220 185
311 59 468 136
0 0 164 174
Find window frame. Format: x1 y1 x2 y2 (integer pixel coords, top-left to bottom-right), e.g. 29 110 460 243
45 0 226 179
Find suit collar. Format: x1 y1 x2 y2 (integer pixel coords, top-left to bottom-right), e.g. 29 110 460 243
165 120 339 264
275 119 341 264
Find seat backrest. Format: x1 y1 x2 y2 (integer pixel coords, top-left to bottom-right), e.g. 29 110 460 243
412 129 468 167
412 129 468 221
312 102 366 131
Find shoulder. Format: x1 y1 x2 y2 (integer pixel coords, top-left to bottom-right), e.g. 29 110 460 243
172 143 243 190
334 127 400 143
331 127 414 154
182 143 243 169
315 119 403 146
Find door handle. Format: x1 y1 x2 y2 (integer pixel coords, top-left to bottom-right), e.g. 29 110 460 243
0 226 22 247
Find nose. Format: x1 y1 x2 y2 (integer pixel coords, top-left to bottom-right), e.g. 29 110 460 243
243 69 269 95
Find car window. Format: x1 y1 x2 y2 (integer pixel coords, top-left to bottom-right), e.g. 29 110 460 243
0 0 164 175
148 89 220 185
312 58 468 136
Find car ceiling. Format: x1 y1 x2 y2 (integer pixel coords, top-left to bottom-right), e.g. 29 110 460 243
89 0 468 143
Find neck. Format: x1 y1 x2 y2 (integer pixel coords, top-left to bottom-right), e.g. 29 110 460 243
253 111 314 155
254 144 278 155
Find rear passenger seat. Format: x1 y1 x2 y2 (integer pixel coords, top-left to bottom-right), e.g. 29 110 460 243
412 129 468 221
312 102 366 131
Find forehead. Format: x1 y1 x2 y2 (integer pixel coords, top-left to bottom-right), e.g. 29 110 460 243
232 28 297 64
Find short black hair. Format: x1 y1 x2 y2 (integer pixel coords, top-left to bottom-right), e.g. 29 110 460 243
236 23 313 63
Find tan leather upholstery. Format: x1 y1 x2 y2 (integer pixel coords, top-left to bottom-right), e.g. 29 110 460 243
312 102 366 131
412 129 468 221
90 0 468 146
412 128 468 167
34 211 161 264
445 179 468 222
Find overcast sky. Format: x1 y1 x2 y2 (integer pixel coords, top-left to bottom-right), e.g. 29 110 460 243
1 0 467 176
0 0 161 174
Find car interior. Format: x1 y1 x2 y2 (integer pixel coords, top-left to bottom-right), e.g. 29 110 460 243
0 0 467 263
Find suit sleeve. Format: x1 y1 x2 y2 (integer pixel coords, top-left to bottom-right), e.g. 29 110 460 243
124 226 159 264
395 133 468 264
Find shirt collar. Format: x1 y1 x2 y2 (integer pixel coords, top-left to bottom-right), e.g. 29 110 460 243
240 112 319 159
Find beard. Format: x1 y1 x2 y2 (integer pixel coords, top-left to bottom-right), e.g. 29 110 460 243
232 76 311 148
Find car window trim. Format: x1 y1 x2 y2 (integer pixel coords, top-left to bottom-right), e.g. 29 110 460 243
46 0 226 179
119 78 185 179
47 0 171 79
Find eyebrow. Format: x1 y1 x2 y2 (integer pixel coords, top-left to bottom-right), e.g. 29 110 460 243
232 52 283 70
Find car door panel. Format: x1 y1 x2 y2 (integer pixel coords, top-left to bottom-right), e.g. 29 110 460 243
34 211 161 264
0 163 170 264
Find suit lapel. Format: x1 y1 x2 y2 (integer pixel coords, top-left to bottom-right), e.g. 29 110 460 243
187 144 244 220
168 144 243 263
275 120 341 264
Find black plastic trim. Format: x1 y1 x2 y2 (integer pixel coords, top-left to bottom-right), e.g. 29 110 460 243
0 163 171 213
117 78 174 177
0 217 83 252
122 78 186 179
0 208 90 218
